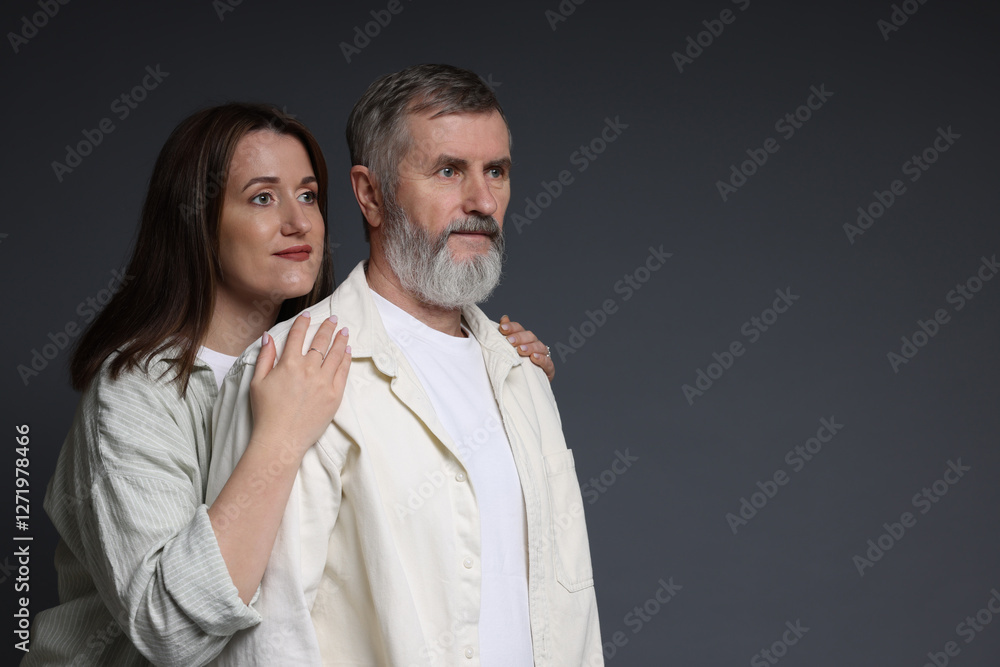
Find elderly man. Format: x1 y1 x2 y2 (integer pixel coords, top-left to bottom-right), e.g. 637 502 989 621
207 64 602 666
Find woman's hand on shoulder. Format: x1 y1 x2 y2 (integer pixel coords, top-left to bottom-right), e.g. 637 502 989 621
248 312 351 456
499 314 555 382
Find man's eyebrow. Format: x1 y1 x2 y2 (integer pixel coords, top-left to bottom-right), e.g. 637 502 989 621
241 175 316 191
486 157 512 171
429 154 469 171
429 155 512 171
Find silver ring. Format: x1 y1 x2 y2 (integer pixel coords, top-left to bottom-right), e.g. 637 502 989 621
307 347 325 360
545 345 551 358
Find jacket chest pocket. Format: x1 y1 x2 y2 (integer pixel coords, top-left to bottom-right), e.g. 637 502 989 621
542 449 595 592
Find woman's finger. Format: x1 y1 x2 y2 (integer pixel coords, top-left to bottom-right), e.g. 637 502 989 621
283 311 313 360
302 316 338 364
252 331 277 382
531 352 555 381
499 314 524 336
498 315 555 379
322 326 350 374
516 339 548 358
333 345 352 391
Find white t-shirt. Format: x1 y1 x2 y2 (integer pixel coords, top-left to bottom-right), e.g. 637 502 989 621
371 290 532 666
197 347 239 389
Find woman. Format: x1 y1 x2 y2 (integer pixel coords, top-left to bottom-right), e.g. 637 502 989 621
26 103 553 666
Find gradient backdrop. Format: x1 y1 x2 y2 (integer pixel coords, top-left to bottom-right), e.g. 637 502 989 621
3 0 999 664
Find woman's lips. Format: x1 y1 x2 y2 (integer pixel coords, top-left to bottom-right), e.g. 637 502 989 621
275 245 312 262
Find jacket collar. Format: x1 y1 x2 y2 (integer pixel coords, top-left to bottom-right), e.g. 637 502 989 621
330 261 524 377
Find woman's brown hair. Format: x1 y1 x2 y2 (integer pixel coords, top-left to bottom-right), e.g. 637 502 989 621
71 103 334 394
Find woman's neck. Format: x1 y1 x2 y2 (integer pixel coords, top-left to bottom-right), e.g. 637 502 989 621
203 291 280 355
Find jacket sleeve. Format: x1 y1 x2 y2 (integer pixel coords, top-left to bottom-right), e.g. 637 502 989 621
59 364 261 667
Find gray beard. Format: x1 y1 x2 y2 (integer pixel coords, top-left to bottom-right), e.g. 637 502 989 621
380 200 505 309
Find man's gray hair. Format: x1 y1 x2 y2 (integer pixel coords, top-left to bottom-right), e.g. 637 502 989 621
346 63 509 240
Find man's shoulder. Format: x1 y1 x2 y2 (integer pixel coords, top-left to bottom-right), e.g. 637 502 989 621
271 261 368 345
232 262 370 374
461 304 525 364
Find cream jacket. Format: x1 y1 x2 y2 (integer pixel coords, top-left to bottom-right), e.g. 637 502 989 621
207 261 603 666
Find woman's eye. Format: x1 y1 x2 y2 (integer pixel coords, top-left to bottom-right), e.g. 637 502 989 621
439 167 455 178
298 191 316 203
251 192 273 205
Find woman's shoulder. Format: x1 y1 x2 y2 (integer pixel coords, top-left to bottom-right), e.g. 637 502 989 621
88 346 209 409
81 348 212 451
66 347 214 482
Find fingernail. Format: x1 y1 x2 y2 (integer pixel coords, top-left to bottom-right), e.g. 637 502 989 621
340 327 349 335
345 345 352 354
500 323 510 332
519 345 529 352
532 352 542 359
329 315 338 324
262 332 270 345
507 336 516 343
303 310 311 318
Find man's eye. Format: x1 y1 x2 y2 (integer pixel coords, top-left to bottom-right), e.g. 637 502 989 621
488 167 504 178
251 192 273 205
298 191 316 203
439 167 455 178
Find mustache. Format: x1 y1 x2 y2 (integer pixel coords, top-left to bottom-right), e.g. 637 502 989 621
444 215 502 238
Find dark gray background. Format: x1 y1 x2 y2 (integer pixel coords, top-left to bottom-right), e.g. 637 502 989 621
3 0 999 664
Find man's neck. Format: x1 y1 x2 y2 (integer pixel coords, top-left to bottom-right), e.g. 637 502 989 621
365 255 466 337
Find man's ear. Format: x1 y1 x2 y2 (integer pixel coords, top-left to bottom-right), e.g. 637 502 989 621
350 165 384 230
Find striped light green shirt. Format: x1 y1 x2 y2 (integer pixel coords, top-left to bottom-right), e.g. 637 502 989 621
23 351 259 667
